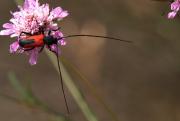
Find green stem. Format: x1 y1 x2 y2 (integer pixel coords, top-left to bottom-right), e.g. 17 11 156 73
45 49 99 121
61 57 120 121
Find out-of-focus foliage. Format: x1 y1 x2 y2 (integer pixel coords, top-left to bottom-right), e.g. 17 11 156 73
5 71 70 121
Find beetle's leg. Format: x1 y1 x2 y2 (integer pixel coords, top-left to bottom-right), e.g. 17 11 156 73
20 32 32 36
48 45 55 53
39 26 45 34
23 47 35 51
48 27 61 35
47 45 51 51
47 45 57 54
48 30 52 36
19 32 32 40
39 45 45 53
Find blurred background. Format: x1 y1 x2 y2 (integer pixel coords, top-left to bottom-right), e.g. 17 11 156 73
0 0 180 121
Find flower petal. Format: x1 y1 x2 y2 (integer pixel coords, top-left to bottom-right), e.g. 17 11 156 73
29 49 39 65
9 41 20 53
51 7 62 15
23 0 38 9
168 11 177 19
59 10 69 18
3 23 14 29
0 29 14 35
49 44 60 55
52 31 66 46
48 7 68 21
171 0 180 11
10 33 19 38
168 0 180 18
53 30 63 38
42 4 50 17
24 0 32 8
58 39 67 46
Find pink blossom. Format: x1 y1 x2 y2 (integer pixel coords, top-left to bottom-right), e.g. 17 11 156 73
168 0 180 19
0 0 68 65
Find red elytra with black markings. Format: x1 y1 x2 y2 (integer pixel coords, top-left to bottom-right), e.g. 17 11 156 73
19 34 44 48
18 30 58 52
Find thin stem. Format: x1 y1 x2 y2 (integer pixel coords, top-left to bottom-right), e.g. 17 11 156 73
46 49 99 121
61 57 120 121
56 47 70 116
59 34 132 43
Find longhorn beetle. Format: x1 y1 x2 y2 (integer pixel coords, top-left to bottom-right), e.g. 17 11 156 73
18 27 132 115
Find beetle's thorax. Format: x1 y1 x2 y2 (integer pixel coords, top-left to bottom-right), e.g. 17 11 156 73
43 35 57 45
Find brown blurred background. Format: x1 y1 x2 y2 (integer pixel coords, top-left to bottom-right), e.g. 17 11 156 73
0 0 180 121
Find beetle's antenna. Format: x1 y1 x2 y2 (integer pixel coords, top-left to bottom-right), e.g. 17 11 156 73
59 34 132 43
55 46 70 116
51 27 131 43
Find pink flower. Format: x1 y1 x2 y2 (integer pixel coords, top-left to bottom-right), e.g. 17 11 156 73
168 0 180 19
0 0 68 65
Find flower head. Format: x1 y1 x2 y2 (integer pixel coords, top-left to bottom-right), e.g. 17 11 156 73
168 0 180 19
0 0 68 65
